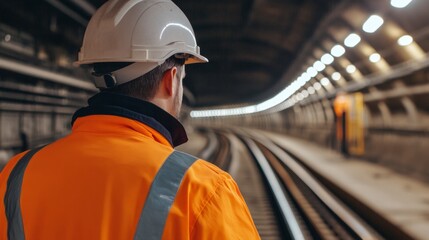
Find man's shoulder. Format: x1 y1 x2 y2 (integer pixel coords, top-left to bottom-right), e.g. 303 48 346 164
180 152 235 192
182 153 228 177
0 150 29 187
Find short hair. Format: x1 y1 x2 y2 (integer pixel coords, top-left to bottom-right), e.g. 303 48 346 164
94 56 185 100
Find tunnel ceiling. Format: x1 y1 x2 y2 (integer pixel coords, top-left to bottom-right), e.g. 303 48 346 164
174 0 342 107
0 0 342 107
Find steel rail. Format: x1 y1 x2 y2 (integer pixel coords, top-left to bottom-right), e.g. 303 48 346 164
255 141 340 240
212 133 231 170
198 130 219 161
242 137 306 240
248 133 379 240
204 130 288 239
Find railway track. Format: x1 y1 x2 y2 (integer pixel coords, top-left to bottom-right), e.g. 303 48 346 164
210 131 287 240
203 128 414 240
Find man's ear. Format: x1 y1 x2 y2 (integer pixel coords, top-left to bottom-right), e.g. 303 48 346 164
161 67 177 97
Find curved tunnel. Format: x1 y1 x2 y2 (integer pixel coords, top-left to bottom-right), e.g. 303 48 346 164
0 0 429 239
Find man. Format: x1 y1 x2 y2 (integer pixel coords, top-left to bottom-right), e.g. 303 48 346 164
0 0 260 239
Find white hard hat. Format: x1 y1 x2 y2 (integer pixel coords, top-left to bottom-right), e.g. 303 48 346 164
76 0 208 88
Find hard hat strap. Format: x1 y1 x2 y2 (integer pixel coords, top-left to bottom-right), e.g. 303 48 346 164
93 62 161 88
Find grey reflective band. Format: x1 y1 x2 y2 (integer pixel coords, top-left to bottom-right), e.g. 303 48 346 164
4 147 43 240
134 151 197 240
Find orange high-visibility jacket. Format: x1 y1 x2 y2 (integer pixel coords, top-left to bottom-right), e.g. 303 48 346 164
0 92 260 240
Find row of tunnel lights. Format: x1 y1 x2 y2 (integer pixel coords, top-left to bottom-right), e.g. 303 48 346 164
292 20 412 103
190 0 414 118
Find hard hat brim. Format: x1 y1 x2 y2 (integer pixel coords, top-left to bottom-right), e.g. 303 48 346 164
186 54 209 64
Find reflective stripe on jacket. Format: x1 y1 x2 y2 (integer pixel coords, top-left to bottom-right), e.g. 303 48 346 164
0 92 260 240
4 147 197 240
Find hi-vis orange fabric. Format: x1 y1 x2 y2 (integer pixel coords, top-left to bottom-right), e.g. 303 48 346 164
0 115 260 239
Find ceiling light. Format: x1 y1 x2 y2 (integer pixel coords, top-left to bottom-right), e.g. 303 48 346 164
301 72 311 82
331 45 346 57
313 82 322 90
4 34 11 42
296 77 306 87
313 61 326 71
292 78 299 87
391 0 412 8
369 53 381 62
332 72 341 81
321 77 330 86
346 64 356 73
297 93 304 101
302 90 309 98
306 66 318 77
397 35 413 46
292 95 298 102
363 15 384 33
321 53 334 65
308 87 315 95
344 33 361 47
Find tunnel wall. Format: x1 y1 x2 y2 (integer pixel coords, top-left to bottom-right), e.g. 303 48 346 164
261 68 429 182
0 107 74 167
0 68 92 167
192 67 429 182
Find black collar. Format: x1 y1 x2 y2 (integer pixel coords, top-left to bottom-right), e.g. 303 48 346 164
71 92 188 147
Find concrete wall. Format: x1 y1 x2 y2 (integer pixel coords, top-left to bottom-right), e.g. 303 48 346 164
0 109 73 168
269 85 429 182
